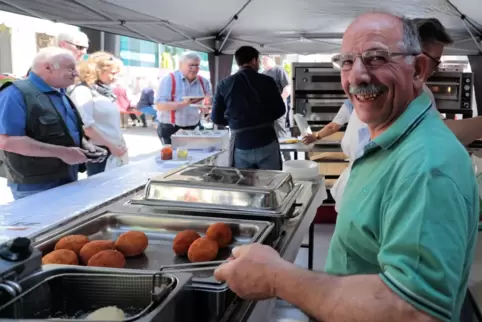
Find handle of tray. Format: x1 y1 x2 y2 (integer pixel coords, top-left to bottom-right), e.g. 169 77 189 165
204 167 245 182
159 260 228 273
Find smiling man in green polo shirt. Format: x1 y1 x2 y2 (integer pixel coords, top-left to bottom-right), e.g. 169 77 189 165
214 12 479 322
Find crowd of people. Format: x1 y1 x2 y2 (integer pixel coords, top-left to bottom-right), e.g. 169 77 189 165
0 28 293 200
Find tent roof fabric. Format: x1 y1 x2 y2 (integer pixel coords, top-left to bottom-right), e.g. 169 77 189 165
0 0 481 55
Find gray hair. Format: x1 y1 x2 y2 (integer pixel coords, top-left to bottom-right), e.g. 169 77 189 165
179 51 201 63
31 47 75 72
56 30 89 47
400 17 421 56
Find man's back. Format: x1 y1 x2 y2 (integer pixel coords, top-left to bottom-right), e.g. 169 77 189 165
215 68 285 130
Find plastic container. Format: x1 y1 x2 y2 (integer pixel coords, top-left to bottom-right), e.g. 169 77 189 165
176 147 189 160
161 145 173 160
283 160 319 180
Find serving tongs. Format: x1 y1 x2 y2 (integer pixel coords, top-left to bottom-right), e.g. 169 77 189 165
159 260 228 274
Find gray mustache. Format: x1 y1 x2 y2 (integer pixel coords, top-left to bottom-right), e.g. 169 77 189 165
349 84 388 95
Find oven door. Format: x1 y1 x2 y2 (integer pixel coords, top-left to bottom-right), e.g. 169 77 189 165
295 98 347 123
294 68 344 92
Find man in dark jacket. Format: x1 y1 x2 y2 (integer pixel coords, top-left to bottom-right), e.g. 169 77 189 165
0 47 104 200
211 46 285 170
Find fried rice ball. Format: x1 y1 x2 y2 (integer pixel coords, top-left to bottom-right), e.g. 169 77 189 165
172 230 201 256
187 237 219 262
54 235 90 255
115 231 149 257
79 240 115 264
206 223 233 248
87 250 126 268
42 249 78 265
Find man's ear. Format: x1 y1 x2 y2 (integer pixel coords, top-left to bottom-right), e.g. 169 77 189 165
413 54 431 87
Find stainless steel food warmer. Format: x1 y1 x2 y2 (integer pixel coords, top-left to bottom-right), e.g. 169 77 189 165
134 165 301 214
127 165 302 236
27 211 273 322
33 211 274 275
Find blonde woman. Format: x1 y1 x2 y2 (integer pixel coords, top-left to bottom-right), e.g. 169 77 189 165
70 52 127 176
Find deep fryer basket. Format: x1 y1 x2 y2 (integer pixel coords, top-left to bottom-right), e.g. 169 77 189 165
0 272 175 321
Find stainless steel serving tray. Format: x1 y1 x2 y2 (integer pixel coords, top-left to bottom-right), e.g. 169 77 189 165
33 212 273 285
129 165 302 215
0 265 191 322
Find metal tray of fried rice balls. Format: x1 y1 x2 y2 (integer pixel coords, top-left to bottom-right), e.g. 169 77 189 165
34 211 274 285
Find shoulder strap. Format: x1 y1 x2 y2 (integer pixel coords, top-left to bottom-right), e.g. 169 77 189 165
197 76 206 95
170 73 176 125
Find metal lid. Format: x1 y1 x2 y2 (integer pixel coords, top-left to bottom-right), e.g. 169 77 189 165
141 166 297 213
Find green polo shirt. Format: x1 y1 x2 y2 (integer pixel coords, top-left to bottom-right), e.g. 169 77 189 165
325 93 479 322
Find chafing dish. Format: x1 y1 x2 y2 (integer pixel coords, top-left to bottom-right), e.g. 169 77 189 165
34 211 273 276
22 212 273 322
130 165 302 215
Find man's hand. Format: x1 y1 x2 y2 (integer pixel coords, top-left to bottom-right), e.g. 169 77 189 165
302 133 318 144
108 144 128 158
59 147 89 165
214 243 293 300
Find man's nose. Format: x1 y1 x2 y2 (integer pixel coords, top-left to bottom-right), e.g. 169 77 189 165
348 57 371 86
72 70 79 77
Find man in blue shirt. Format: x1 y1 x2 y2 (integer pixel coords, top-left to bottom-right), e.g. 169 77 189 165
155 52 212 144
0 47 103 200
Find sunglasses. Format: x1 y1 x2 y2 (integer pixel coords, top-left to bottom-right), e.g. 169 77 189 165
66 41 87 51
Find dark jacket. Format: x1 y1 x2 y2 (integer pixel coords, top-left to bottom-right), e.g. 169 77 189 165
0 79 84 184
211 67 285 149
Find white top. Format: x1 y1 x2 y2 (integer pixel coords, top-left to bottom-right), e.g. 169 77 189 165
70 85 124 146
332 102 352 126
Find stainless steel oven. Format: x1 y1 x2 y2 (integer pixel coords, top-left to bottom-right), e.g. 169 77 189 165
426 71 473 112
292 63 347 129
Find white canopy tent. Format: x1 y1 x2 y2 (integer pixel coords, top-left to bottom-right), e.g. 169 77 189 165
0 0 481 56
2 0 482 108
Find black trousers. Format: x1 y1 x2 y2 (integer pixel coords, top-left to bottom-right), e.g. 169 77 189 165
157 123 199 144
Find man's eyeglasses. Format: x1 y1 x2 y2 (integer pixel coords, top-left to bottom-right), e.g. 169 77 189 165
188 64 200 70
66 41 87 51
332 50 420 71
423 51 441 68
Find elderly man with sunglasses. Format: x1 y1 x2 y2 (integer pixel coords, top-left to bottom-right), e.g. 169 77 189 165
214 12 479 322
56 31 89 61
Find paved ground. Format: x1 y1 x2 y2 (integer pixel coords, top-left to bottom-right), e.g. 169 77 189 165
0 123 161 205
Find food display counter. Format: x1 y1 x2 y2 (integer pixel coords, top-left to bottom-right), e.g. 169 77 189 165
0 149 327 322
